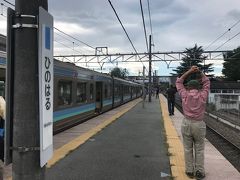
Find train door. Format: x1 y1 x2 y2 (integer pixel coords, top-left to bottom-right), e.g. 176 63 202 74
96 82 103 113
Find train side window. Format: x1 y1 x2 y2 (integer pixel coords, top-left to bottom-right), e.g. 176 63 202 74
76 82 87 103
109 83 112 97
104 84 108 98
0 81 5 97
114 86 119 98
58 81 72 106
90 83 94 100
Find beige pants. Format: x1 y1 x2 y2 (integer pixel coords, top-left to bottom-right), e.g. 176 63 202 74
181 118 206 174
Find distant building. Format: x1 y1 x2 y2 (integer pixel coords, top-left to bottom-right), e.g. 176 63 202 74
209 81 240 111
128 75 177 87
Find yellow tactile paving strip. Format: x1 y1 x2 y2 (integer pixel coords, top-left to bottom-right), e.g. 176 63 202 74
159 94 194 180
6 99 141 180
47 99 141 168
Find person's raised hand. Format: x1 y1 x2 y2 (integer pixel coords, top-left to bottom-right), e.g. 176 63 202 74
190 66 199 73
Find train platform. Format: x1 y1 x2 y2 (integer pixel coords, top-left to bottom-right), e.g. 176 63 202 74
4 95 240 179
46 97 171 180
159 94 240 180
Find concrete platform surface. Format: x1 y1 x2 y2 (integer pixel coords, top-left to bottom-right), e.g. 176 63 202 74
46 98 171 180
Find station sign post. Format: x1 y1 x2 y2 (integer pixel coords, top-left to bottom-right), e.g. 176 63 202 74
38 7 53 167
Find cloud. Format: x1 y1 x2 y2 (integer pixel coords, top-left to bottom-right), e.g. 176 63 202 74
1 0 240 76
54 21 94 35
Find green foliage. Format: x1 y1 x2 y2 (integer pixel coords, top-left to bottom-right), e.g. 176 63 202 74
172 44 214 80
110 67 129 79
222 47 240 81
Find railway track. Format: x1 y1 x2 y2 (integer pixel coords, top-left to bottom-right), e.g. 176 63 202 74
211 110 240 127
206 125 240 172
174 98 240 172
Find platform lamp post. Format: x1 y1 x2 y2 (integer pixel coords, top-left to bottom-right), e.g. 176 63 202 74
142 66 145 108
148 35 152 102
12 0 48 179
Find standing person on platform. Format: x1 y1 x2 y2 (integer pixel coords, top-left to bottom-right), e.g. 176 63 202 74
155 87 159 99
176 66 210 180
166 84 176 116
0 96 6 180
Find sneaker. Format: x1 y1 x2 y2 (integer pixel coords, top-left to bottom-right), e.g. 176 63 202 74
195 170 205 180
185 172 194 179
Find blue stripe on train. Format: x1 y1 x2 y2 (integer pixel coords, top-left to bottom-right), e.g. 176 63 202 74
0 57 6 65
53 103 96 122
114 98 121 103
124 95 131 100
103 99 112 106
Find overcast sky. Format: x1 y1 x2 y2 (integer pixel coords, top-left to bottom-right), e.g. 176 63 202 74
1 0 240 76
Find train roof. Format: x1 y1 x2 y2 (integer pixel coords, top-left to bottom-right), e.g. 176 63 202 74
113 76 141 86
54 59 112 80
55 59 141 86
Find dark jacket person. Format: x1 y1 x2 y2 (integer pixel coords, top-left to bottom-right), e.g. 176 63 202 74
166 85 176 115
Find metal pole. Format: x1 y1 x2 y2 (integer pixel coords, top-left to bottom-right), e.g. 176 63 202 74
148 35 152 102
13 0 48 179
142 66 145 108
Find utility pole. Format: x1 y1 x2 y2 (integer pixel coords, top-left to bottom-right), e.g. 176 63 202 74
13 0 48 179
142 66 145 108
148 35 152 102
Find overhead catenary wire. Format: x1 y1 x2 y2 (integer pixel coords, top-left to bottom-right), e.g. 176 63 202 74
213 46 240 60
55 31 83 49
146 0 156 76
1 2 8 16
3 0 14 7
54 39 83 55
1 1 105 54
204 18 240 50
108 0 148 73
54 27 95 50
147 0 154 46
3 0 149 72
213 30 240 54
139 0 148 52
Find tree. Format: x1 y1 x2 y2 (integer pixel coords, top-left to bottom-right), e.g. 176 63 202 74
110 67 129 79
222 47 240 81
172 44 213 81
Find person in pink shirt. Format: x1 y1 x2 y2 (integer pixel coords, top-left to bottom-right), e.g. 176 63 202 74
176 66 210 180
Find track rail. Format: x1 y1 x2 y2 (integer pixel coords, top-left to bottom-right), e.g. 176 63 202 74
206 126 240 172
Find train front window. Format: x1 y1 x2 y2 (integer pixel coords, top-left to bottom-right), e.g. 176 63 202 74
58 81 72 106
77 82 87 103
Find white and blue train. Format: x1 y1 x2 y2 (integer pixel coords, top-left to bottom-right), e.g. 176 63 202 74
0 51 142 133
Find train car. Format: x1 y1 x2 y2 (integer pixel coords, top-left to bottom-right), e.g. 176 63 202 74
53 60 142 133
0 51 6 97
112 77 123 107
53 60 115 133
0 52 142 133
112 77 142 107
